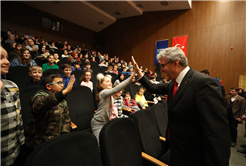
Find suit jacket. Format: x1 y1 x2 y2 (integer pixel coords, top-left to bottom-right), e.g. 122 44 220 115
139 68 230 166
225 95 246 119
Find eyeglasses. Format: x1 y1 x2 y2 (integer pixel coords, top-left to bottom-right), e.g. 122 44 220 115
49 81 65 86
161 62 170 68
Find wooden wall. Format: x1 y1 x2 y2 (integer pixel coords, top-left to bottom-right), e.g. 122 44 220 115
99 1 246 93
1 1 95 48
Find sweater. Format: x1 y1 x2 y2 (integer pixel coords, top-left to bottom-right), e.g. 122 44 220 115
42 63 59 72
91 77 131 125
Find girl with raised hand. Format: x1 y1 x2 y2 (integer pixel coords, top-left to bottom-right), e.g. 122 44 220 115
91 70 135 143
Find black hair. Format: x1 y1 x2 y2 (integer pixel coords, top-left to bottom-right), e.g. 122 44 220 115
200 69 210 75
42 72 62 87
231 87 239 92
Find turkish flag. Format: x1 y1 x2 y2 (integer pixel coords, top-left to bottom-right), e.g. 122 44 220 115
172 35 188 57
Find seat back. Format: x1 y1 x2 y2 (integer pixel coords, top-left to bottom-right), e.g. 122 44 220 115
132 107 164 159
71 70 84 85
128 84 142 99
67 86 95 132
20 86 44 131
24 131 103 166
6 66 31 89
43 69 62 76
150 102 168 138
99 118 143 166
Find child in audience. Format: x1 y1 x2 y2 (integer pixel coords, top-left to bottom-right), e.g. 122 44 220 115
26 65 43 86
54 53 60 64
80 71 93 92
1 46 25 166
25 72 75 151
91 71 135 143
61 63 76 89
113 65 118 75
122 67 131 75
42 54 59 72
83 62 93 73
72 61 81 71
61 50 69 59
114 89 128 118
72 52 80 63
135 87 149 108
10 48 37 67
105 65 114 73
123 91 145 113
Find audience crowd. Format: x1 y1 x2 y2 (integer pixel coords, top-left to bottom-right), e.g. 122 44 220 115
1 29 246 166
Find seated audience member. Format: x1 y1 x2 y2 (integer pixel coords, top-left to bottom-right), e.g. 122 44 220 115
80 71 93 92
49 42 58 54
135 87 149 108
150 75 159 84
91 56 96 62
72 61 81 71
5 34 15 44
25 72 75 151
116 73 125 83
26 38 39 58
61 63 76 89
128 67 134 75
99 60 107 67
61 50 69 59
1 46 25 166
54 52 60 64
10 48 37 67
6 42 16 54
67 45 73 54
127 61 133 69
114 89 128 118
105 65 114 73
113 65 118 75
26 65 43 87
83 62 93 73
122 67 131 75
42 54 59 72
123 91 144 113
71 52 80 63
159 76 169 84
8 43 22 62
105 61 109 67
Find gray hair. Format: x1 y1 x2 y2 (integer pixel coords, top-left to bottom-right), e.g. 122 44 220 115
156 47 188 67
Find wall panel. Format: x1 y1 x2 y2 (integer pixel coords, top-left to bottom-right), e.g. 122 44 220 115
99 1 246 92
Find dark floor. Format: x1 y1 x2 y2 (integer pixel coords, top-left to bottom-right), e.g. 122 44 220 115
230 121 246 166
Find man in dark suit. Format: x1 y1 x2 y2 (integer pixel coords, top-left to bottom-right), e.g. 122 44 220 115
132 47 230 166
225 87 246 147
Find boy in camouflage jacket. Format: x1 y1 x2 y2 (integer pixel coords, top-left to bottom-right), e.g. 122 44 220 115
25 72 75 150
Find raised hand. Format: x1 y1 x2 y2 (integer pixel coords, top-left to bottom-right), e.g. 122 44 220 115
131 56 143 78
62 75 75 95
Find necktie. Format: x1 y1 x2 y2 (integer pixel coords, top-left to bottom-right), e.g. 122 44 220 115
172 81 178 98
168 81 178 140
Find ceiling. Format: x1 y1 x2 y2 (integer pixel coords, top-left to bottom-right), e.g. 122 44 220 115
22 1 192 32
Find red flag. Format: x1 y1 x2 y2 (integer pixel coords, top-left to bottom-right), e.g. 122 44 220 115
172 35 188 57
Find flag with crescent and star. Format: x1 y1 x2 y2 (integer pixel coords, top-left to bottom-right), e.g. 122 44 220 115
172 35 188 57
154 39 168 65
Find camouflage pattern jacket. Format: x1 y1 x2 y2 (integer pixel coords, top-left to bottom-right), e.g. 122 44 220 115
25 90 71 150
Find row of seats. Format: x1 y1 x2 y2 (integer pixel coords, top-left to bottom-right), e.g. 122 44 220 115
24 102 169 166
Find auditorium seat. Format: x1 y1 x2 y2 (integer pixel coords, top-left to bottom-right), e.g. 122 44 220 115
71 70 83 85
132 107 170 165
104 72 118 84
20 86 44 131
24 131 103 166
43 69 62 76
6 66 31 89
150 102 168 138
67 86 95 132
99 118 143 166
